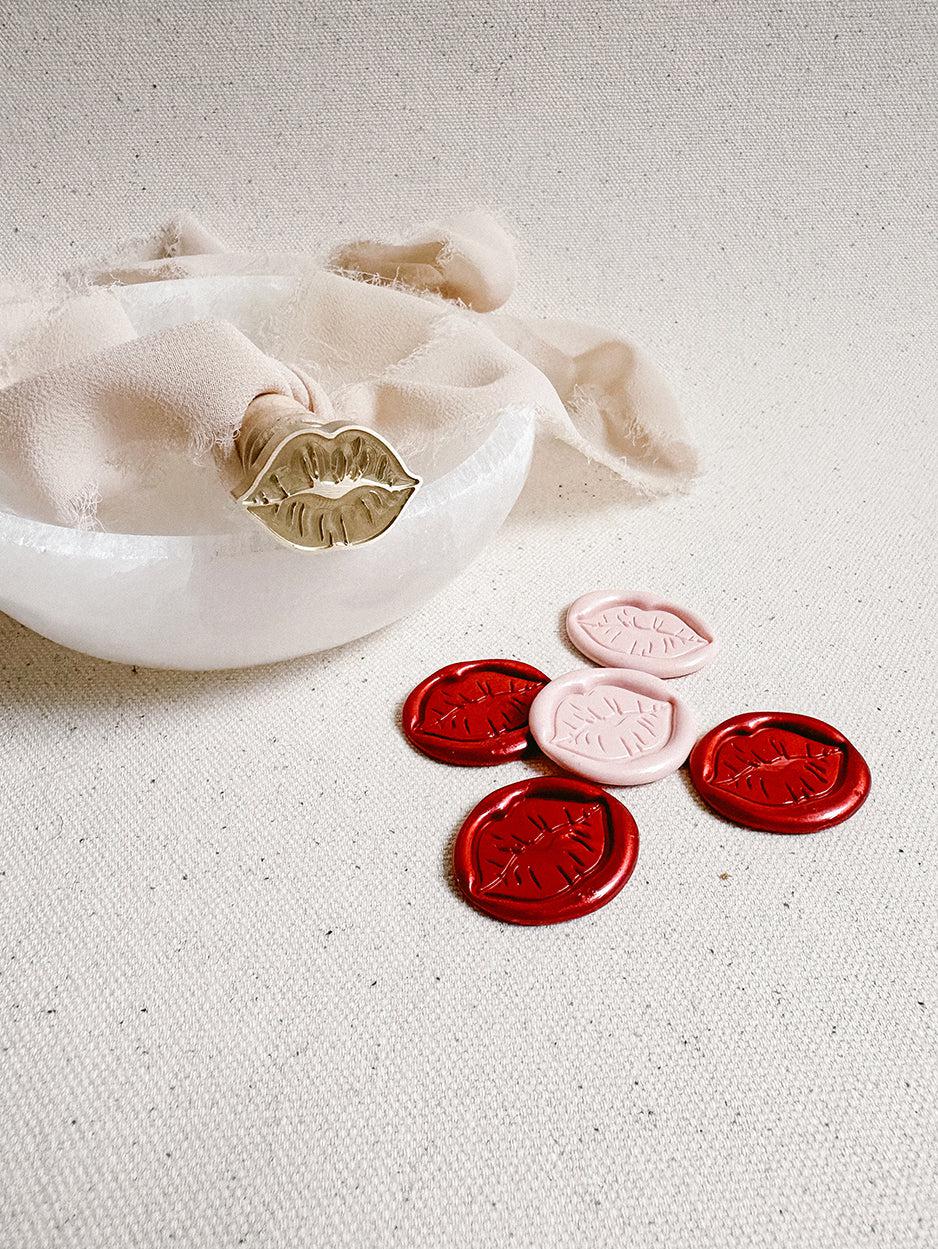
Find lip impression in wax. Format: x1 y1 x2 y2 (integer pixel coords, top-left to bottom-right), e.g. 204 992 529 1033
529 668 697 785
238 424 419 550
402 660 550 765
566 590 719 677
689 712 871 833
453 777 639 925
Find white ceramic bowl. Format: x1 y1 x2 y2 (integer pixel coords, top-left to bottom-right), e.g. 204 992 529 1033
0 278 534 669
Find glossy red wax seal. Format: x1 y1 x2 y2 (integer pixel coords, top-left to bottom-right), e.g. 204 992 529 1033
689 712 871 834
402 660 550 766
453 777 639 925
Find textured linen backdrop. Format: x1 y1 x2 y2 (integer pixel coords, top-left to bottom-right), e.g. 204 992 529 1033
1 4 936 1248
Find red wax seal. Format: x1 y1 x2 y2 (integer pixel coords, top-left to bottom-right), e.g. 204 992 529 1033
402 660 550 766
453 777 639 925
689 712 871 834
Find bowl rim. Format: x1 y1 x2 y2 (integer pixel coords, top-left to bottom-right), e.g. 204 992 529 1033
0 408 534 562
0 270 535 563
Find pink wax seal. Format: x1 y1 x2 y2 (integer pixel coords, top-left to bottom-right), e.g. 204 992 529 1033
529 668 697 786
565 590 719 678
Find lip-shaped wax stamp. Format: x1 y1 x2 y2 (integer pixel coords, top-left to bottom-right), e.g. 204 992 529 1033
529 667 697 786
689 712 871 833
566 590 719 678
402 660 550 765
222 393 420 550
453 776 640 925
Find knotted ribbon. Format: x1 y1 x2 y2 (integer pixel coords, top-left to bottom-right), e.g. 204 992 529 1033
0 211 697 529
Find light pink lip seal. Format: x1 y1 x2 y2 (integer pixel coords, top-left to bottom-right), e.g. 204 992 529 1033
565 590 719 678
529 668 698 786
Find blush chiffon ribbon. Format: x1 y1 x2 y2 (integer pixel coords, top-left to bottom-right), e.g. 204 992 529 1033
0 211 697 527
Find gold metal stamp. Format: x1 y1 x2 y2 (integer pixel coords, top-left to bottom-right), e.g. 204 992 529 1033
222 393 420 551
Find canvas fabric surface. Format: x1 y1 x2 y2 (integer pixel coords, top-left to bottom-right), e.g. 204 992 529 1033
0 4 936 1249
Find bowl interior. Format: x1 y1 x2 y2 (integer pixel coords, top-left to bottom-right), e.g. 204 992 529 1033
0 273 507 540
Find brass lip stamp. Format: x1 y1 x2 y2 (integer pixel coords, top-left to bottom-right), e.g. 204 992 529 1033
221 393 420 551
